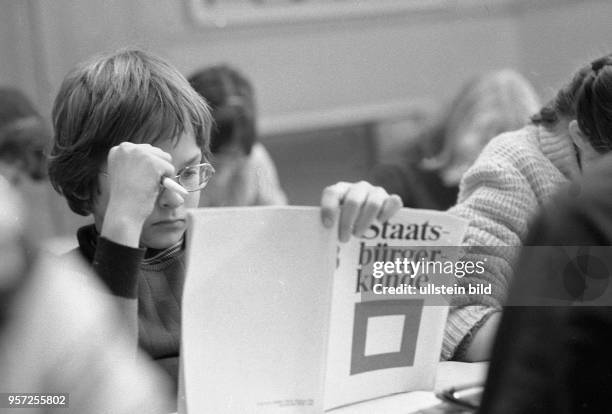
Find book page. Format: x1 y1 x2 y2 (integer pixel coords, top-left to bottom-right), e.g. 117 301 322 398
324 208 468 410
181 207 336 413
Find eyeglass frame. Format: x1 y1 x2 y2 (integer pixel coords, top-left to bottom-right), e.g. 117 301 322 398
100 162 216 193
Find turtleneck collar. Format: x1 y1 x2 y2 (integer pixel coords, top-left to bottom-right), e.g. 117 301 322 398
77 224 184 270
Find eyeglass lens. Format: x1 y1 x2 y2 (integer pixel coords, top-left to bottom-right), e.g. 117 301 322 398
178 164 214 191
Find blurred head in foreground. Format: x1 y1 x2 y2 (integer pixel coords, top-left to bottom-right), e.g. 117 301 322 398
0 174 173 412
0 87 50 185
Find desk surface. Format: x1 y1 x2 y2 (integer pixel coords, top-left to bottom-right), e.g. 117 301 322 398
175 362 487 414
331 362 488 413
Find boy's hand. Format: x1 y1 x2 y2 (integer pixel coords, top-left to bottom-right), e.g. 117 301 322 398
101 143 176 247
320 181 402 242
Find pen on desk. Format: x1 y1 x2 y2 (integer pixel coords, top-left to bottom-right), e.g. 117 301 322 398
437 382 483 410
161 176 189 197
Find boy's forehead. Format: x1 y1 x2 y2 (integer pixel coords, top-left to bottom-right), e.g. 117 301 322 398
155 130 201 160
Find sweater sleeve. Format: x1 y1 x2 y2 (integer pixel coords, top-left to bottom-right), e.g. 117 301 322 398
442 134 541 360
93 236 145 298
92 236 145 349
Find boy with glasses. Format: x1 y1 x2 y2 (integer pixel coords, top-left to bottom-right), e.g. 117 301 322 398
47 49 402 393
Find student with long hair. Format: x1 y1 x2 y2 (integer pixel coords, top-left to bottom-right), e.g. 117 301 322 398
372 69 540 210
445 54 612 362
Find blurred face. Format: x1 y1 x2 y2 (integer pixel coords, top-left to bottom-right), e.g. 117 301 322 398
93 131 203 249
0 160 26 186
0 176 26 290
0 162 20 185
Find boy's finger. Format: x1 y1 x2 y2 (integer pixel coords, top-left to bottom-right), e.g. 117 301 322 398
147 145 173 162
161 177 189 197
352 187 387 237
338 182 369 243
133 142 172 162
377 194 403 223
152 157 177 177
320 182 350 229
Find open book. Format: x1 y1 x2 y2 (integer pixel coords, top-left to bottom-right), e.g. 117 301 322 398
180 207 467 413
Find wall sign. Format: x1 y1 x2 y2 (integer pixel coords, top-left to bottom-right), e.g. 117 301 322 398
186 0 473 28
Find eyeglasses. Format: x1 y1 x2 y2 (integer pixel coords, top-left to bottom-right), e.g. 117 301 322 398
101 162 216 193
168 162 216 192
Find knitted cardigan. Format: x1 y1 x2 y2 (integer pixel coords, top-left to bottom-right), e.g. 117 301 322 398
442 123 580 360
480 155 612 413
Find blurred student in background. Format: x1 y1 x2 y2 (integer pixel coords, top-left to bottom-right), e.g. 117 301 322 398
0 87 48 184
188 64 288 207
371 69 540 210
0 87 87 251
444 54 612 363
0 175 172 413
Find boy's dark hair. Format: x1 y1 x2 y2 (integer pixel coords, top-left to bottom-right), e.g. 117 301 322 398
0 88 50 181
188 64 256 156
48 49 212 216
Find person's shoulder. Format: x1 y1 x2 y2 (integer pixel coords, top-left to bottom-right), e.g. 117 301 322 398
249 142 273 165
469 125 558 182
479 125 542 163
457 125 551 195
63 245 88 263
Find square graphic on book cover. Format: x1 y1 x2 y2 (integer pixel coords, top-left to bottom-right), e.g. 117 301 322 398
350 299 423 375
364 314 406 356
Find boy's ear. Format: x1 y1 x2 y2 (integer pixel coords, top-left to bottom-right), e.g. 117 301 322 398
568 119 589 150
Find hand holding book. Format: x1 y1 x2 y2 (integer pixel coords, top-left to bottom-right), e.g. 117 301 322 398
320 181 403 242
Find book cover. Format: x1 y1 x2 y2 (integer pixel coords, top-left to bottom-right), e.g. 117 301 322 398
181 207 467 413
324 208 467 410
182 207 335 413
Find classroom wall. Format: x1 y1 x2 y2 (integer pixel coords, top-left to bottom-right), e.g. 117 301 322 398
2 0 612 206
0 0 522 122
5 1 612 121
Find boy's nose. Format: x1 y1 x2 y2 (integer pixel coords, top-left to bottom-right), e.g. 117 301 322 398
158 186 185 209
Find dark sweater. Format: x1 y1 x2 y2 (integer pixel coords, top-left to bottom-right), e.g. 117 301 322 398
370 163 459 210
75 224 185 389
479 155 612 413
